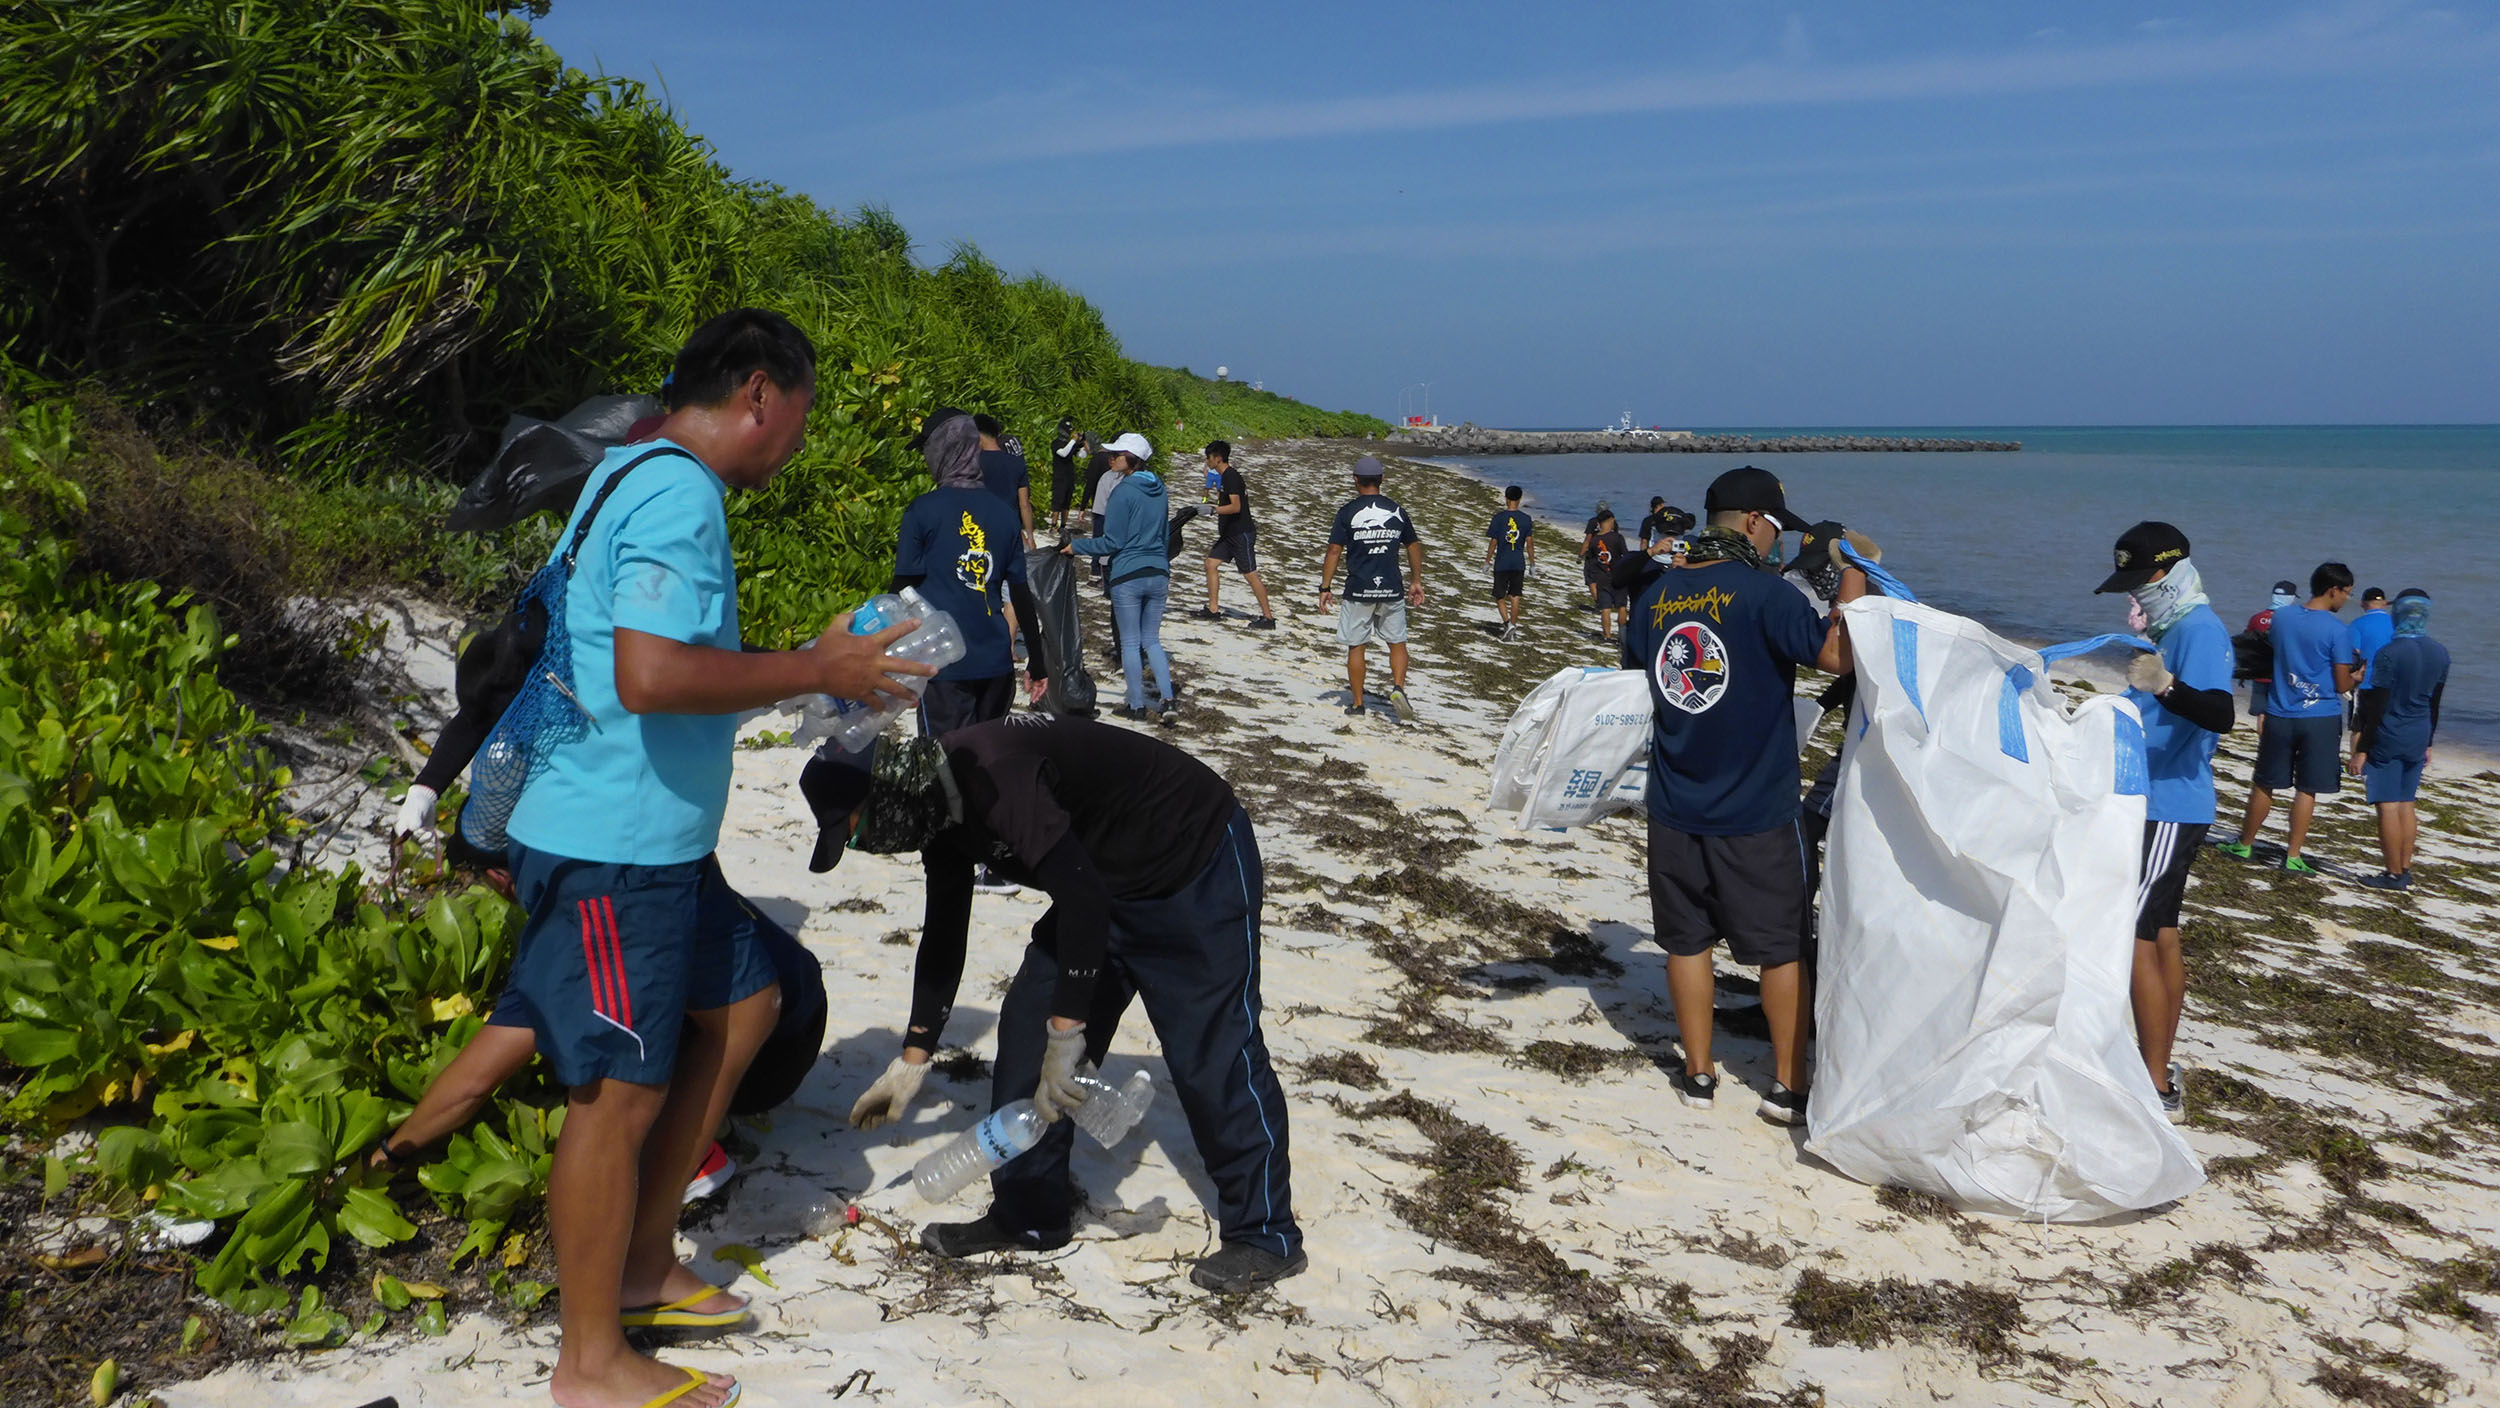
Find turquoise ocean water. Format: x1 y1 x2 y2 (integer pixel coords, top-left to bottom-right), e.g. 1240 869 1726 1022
1441 426 2498 751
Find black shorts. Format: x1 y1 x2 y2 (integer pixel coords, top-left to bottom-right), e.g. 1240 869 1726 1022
1490 569 1524 600
919 674 1014 738
1206 531 1259 573
1050 467 1075 513
2135 820 2208 940
2253 713 2342 795
1595 582 1628 609
1646 815 1810 968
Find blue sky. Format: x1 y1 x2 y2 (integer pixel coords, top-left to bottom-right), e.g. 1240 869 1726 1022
533 2 2500 427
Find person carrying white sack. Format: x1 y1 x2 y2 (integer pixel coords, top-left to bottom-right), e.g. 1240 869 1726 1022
2093 522 2235 1124
1620 466 1862 1127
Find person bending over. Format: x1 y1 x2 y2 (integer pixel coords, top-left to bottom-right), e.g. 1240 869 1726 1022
1317 457 1424 725
1621 466 1855 1128
2224 562 2358 873
803 721 1305 1294
2349 590 2447 890
2094 521 2235 1123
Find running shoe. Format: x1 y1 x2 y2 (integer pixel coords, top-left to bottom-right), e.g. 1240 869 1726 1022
1501 623 1518 641
1758 1083 1807 1127
1196 607 1223 620
2216 841 2254 861
683 1142 736 1202
1388 687 1416 726
2282 855 2319 875
2360 871 2408 891
1344 700 1366 717
2157 1064 2185 1124
1114 704 1153 722
1671 1069 1718 1109
1158 699 1178 728
1250 616 1277 630
973 867 1022 895
920 1214 1070 1258
1190 1242 1308 1294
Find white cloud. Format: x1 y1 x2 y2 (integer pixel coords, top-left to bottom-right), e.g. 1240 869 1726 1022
846 5 2498 165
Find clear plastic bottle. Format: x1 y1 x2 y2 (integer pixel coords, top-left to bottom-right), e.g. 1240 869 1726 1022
910 1072 1157 1204
801 588 967 751
1068 1069 1155 1147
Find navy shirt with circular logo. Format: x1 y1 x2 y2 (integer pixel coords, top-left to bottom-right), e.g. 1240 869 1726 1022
1622 560 1830 835
895 485 1028 681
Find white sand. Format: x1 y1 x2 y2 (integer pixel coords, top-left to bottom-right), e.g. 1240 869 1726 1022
163 441 2500 1408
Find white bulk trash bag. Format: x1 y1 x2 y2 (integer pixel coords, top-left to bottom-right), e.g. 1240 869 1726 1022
1804 590 2205 1220
1489 667 1652 829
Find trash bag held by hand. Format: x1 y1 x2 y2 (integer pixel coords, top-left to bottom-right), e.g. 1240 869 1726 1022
1804 595 2203 1220
1489 666 1652 829
456 447 690 850
446 394 665 533
1027 545 1097 716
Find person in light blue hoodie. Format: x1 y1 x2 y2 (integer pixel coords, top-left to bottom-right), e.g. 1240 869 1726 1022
1068 433 1176 723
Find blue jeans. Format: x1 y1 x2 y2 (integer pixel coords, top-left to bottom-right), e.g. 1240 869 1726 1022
1109 573 1173 709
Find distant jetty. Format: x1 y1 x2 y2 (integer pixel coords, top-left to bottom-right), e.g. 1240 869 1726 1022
1383 427 2021 454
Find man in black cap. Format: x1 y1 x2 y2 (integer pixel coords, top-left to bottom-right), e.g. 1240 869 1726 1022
802 722 1305 1294
1621 466 1856 1128
2094 521 2235 1122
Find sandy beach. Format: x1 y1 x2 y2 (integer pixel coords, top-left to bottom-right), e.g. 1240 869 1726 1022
162 441 2500 1408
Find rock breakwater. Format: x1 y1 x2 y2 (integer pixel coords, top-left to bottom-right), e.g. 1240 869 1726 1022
1384 428 2020 454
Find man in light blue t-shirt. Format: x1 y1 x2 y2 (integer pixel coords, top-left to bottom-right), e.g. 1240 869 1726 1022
2095 522 2235 1123
502 310 934 1408
2226 561 2357 874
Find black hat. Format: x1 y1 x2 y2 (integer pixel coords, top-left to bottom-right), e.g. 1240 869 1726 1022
2272 579 2298 596
1788 521 1849 577
2095 521 2191 594
799 747 876 872
907 406 972 453
2359 586 2387 604
1702 466 1806 532
2395 586 2428 600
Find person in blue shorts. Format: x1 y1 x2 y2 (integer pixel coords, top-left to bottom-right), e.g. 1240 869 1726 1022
2350 589 2449 890
500 310 933 1408
2095 521 2235 1122
2225 561 2358 874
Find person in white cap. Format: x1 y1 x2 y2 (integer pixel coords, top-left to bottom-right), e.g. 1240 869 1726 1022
1069 433 1178 723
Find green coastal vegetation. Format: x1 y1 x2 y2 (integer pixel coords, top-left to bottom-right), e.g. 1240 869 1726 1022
0 0 1383 1362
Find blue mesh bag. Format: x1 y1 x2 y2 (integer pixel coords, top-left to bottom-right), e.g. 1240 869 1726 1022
457 447 691 850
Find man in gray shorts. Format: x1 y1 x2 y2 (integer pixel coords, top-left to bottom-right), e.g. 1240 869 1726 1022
1317 456 1425 724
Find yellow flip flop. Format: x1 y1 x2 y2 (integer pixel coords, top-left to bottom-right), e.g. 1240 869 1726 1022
641 1366 740 1408
620 1286 751 1329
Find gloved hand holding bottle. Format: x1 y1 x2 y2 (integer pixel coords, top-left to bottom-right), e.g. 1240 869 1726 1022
1033 1021 1091 1123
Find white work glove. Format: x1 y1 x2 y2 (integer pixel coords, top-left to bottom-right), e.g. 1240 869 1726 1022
849 1055 928 1130
1032 1025 1091 1124
1525 562 1539 580
2127 652 2174 695
393 785 439 840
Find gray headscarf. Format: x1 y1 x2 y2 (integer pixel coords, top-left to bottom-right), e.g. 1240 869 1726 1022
920 410 983 490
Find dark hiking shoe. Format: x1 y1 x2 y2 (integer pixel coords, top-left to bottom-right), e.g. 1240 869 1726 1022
1758 1083 1807 1127
1190 1242 1308 1294
2360 871 2408 891
1196 607 1223 620
1672 1070 1718 1109
1344 700 1366 716
1250 616 1277 630
1158 699 1179 727
920 1214 1070 1259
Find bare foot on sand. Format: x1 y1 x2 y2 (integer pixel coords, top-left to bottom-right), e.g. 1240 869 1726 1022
551 1350 734 1408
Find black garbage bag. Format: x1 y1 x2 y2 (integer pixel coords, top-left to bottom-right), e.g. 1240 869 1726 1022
446 393 665 532
1027 544 1097 716
1165 503 1200 561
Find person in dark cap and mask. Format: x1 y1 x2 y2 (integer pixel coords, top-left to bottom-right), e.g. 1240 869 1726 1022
802 719 1306 1294
894 408 1031 748
2349 589 2448 890
1620 466 1858 1129
2094 521 2235 1122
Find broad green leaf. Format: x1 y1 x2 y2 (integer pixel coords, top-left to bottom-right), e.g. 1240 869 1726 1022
337 1187 418 1248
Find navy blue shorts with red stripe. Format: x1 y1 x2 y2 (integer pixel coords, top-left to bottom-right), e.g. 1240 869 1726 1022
504 844 780 1087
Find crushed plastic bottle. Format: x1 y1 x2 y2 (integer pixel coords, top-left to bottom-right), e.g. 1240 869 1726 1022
793 588 966 751
910 1071 1157 1204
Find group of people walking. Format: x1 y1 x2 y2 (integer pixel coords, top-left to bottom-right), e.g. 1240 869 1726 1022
387 309 2455 1408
